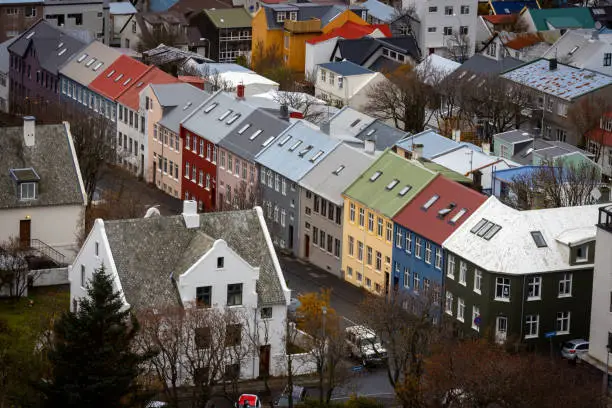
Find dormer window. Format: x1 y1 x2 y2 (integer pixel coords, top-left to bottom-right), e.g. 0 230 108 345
575 244 589 263
10 168 40 201
276 11 286 22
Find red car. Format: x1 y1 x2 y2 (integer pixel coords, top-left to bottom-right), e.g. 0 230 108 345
236 394 261 408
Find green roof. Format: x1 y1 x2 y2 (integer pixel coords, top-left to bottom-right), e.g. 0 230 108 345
528 8 594 31
204 8 252 28
342 150 438 218
420 161 472 184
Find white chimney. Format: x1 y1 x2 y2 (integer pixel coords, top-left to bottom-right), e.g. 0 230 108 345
482 142 490 155
23 116 35 147
452 129 461 142
413 144 424 160
182 200 199 228
364 139 375 154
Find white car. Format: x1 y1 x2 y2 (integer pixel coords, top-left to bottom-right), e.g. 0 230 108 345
345 325 387 366
561 339 589 360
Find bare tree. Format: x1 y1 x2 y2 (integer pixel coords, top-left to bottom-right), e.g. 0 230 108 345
567 89 612 161
445 32 471 63
0 238 45 300
251 41 296 90
181 62 234 92
137 26 183 53
271 91 327 123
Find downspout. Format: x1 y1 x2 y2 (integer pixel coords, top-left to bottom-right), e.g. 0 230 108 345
519 274 526 345
252 305 258 379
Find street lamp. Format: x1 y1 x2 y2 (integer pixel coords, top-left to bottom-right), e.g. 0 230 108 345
321 306 327 339
199 37 211 60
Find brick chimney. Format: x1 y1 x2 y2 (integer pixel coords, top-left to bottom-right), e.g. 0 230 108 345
236 84 245 99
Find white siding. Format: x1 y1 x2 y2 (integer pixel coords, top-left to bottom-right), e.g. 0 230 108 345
588 226 612 367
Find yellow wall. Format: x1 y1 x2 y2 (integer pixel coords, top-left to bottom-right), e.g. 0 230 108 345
341 197 393 294
251 8 284 68
283 31 320 72
322 9 369 33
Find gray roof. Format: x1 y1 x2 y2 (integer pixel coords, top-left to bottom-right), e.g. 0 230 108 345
153 83 211 134
511 138 551 164
319 60 374 76
181 91 258 144
263 3 348 30
336 36 421 67
299 144 376 205
361 0 395 22
0 123 85 209
494 129 534 144
354 119 408 150
218 108 291 162
256 120 341 182
0 37 17 74
59 41 122 86
9 20 88 76
103 209 286 310
456 54 523 75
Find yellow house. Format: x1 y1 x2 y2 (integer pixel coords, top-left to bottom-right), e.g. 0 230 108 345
251 3 370 72
341 150 437 294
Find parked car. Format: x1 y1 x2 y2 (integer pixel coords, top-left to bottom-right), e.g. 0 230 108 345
236 394 261 408
273 385 307 407
561 339 589 360
345 325 387 366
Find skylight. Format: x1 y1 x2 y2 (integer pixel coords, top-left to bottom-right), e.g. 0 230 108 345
58 49 66 56
26 31 35 39
77 53 88 63
123 78 131 86
483 224 502 240
476 221 494 237
278 134 292 146
106 69 116 78
114 73 124 82
309 150 324 163
85 58 97 67
238 123 251 134
333 165 345 175
92 62 103 71
182 102 192 111
450 208 467 224
366 129 376 137
530 231 547 248
422 195 439 210
57 42 64 49
386 179 399 190
249 129 263 140
262 136 275 147
204 102 218 113
218 110 232 121
569 46 579 55
350 119 361 127
438 208 452 217
471 219 502 240
226 113 241 125
398 185 411 196
289 140 303 151
298 145 313 157
136 81 144 87
369 171 382 182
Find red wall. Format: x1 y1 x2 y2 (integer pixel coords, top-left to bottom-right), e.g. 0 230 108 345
180 125 217 212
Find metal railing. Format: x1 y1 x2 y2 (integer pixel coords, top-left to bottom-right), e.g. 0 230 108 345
29 238 66 266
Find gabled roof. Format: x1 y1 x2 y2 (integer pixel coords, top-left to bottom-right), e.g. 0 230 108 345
300 144 376 205
504 32 546 50
0 123 85 209
319 60 374 76
336 35 420 66
218 108 291 162
256 121 341 181
501 58 612 101
88 55 149 101
117 66 179 110
109 2 137 14
152 83 211 134
541 29 610 68
443 196 600 274
169 0 232 15
181 91 258 144
262 3 352 30
60 42 122 87
327 106 376 138
102 208 287 310
9 20 88 76
395 130 482 159
343 149 437 218
587 127 612 147
482 14 518 24
360 0 395 22
526 8 595 31
306 21 391 45
204 8 252 28
431 145 519 176
393 175 487 244
456 53 522 75
353 119 407 150
490 0 539 15
494 129 534 145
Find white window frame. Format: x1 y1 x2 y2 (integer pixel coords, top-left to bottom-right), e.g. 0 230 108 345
527 276 541 300
525 315 539 339
404 267 409 288
474 269 482 294
415 237 422 259
20 182 36 200
405 232 411 254
471 306 480 332
435 248 442 269
457 298 465 322
556 311 571 334
445 291 453 315
447 254 455 279
495 277 510 302
558 273 572 297
425 241 432 264
459 261 467 286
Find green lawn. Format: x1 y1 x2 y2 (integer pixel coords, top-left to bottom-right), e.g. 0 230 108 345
0 286 70 332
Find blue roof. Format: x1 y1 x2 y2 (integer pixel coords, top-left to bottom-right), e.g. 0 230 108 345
490 1 539 14
255 121 341 181
148 0 177 12
394 129 482 159
493 165 569 183
361 0 395 21
109 2 137 14
318 61 374 76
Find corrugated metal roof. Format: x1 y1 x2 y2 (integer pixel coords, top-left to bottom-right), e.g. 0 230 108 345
319 60 374 76
361 0 395 22
204 7 252 28
59 41 122 86
395 130 481 159
88 54 149 101
153 83 211 134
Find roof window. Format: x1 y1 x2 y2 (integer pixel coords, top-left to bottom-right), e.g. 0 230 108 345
204 102 218 113
10 168 40 201
333 165 345 175
530 231 547 248
569 45 579 55
226 113 241 125
289 140 303 151
449 208 467 224
85 57 97 67
249 129 263 140
238 123 251 134
350 119 361 127
114 73 124 82
123 78 131 86
106 69 116 78
182 102 192 111
309 150 324 163
278 134 292 146
369 171 382 181
58 49 67 56
262 136 275 147
92 62 104 71
298 145 313 157
77 53 88 63
471 219 502 240
218 110 232 121
26 31 35 39
136 81 144 87
422 194 439 210
386 179 399 190
366 129 376 137
57 42 64 49
398 185 412 196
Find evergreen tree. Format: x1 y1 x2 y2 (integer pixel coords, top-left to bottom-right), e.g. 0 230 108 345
42 266 153 408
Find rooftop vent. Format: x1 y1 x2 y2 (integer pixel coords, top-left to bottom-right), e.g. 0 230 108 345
333 165 345 175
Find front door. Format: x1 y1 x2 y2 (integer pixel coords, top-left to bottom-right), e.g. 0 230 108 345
495 316 508 344
304 234 310 258
19 219 31 249
288 225 294 249
259 345 271 378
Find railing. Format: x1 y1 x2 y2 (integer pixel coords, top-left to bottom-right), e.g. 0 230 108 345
29 239 66 266
284 19 321 33
598 205 612 233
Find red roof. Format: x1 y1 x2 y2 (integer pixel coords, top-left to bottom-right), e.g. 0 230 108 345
504 33 544 50
587 127 612 147
117 66 179 110
392 175 487 245
482 14 517 24
89 55 149 101
306 21 391 45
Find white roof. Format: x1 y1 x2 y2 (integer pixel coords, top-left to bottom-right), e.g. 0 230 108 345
327 106 375 138
431 145 519 176
416 54 460 83
443 196 600 274
251 90 327 105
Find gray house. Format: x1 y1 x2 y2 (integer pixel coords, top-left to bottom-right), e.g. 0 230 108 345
298 144 376 276
255 121 340 254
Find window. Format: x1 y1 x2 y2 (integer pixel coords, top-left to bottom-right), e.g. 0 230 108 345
396 229 402 248
444 6 453 15
195 327 212 349
358 208 365 227
327 235 333 253
425 242 432 264
525 315 539 338
366 246 372 265
386 222 392 242
495 277 510 301
415 237 422 258
435 248 442 269
403 268 410 288
405 232 412 253
357 272 363 282
320 69 326 82
457 298 465 322
368 213 374 232
530 231 547 248
196 286 212 308
357 241 363 261
25 6 36 17
227 283 243 306
80 265 86 287
447 254 455 278
556 312 571 334
280 209 286 227
282 179 286 195
422 195 439 210
575 244 588 263
225 324 242 346
413 272 420 292
347 267 353 277
459 262 467 285
460 26 468 35
329 72 335 86
261 307 272 319
472 306 480 331
460 5 469 14
216 257 225 269
276 11 286 22
445 291 453 315
557 102 568 117
605 53 612 67
348 236 354 256
527 276 541 300
375 251 382 271
559 273 572 297
338 77 343 89
473 269 482 293
20 182 36 200
349 202 355 222
377 217 383 236
313 227 319 246
428 27 437 33
443 26 453 35
428 6 437 12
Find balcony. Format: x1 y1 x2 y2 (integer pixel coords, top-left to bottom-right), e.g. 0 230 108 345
219 34 252 41
598 205 612 233
284 19 322 34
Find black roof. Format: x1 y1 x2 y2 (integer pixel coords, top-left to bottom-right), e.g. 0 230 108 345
335 35 421 69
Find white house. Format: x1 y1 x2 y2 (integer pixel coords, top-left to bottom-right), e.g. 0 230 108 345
44 0 110 44
109 2 137 47
314 61 386 109
0 117 87 263
0 37 15 112
541 29 612 76
69 202 293 381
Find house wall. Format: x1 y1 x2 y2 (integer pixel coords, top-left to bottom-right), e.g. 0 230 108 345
110 13 133 46
0 4 44 43
180 126 217 211
0 62 9 113
0 204 84 261
216 147 259 210
341 197 393 294
9 46 61 112
251 9 283 70
116 102 147 178
283 31 321 72
44 2 105 42
305 38 337 75
119 16 140 50
588 224 612 366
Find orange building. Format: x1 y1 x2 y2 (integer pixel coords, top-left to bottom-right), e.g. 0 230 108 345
251 3 370 72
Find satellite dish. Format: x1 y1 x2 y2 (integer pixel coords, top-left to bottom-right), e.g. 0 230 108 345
591 187 602 201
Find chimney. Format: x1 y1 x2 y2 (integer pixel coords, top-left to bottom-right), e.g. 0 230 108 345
23 116 35 147
592 30 599 41
236 84 245 99
182 200 200 228
364 139 375 154
280 103 289 120
481 142 490 155
320 120 330 135
412 143 424 160
549 58 557 71
452 129 461 142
